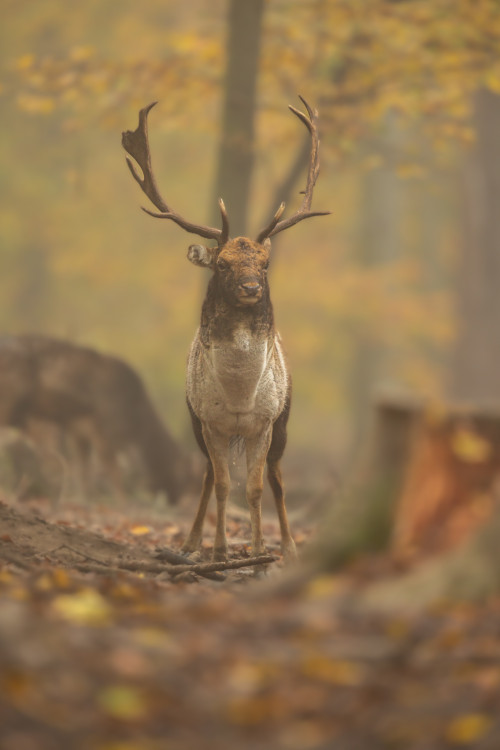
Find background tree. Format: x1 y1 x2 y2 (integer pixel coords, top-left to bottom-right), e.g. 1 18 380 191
211 0 265 235
450 88 500 405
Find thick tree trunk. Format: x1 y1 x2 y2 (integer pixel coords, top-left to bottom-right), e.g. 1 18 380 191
211 0 265 236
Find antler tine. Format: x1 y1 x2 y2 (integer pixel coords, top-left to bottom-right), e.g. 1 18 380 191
122 103 227 244
255 202 286 244
218 198 230 247
256 96 331 242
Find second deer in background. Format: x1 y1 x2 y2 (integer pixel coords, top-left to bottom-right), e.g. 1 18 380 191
123 97 329 561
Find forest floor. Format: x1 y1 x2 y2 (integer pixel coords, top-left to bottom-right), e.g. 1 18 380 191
1 491 500 750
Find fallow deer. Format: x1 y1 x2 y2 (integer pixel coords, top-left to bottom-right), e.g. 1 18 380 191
122 97 329 560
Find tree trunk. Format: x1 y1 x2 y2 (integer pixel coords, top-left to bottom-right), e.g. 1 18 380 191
347 113 405 458
450 88 500 404
211 0 265 236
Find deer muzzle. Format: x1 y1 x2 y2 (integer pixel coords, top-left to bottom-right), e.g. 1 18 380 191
238 279 262 304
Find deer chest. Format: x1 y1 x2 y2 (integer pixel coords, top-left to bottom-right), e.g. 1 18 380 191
187 328 288 435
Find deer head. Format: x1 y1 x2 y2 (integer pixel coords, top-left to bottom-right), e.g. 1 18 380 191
121 97 330 302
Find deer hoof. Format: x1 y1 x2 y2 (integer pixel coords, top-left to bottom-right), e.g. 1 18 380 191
181 538 200 554
282 540 298 563
212 546 228 562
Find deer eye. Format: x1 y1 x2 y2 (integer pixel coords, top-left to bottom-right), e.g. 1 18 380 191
217 258 229 271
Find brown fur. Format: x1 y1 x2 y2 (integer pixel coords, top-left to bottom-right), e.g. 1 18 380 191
182 237 297 561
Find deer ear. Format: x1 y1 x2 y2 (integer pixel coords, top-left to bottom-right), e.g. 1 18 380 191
262 238 271 251
187 244 215 269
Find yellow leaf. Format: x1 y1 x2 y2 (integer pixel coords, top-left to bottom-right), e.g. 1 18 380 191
445 713 492 744
129 525 152 536
305 575 342 600
97 685 148 721
451 427 492 464
52 588 113 626
301 656 363 685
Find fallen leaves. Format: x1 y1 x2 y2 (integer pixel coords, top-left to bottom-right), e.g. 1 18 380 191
51 588 114 626
97 685 149 722
1 499 500 748
445 713 493 745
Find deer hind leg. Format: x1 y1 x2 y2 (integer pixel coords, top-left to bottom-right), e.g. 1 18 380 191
182 459 214 553
267 409 297 561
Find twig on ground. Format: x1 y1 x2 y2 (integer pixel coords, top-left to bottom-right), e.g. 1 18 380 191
69 553 276 582
167 554 278 575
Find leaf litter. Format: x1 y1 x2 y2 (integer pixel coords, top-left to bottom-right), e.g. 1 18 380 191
0 495 499 749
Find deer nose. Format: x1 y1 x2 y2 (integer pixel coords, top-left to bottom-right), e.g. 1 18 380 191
240 280 261 296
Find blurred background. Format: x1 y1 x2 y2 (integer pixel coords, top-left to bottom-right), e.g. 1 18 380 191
1 0 500 502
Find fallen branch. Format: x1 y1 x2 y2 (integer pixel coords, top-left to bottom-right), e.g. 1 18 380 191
0 545 34 571
71 555 277 581
167 554 278 576
116 554 276 579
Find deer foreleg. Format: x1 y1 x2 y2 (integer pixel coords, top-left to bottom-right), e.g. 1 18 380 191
245 427 273 557
202 427 230 561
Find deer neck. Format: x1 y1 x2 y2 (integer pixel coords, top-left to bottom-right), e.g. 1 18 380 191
199 277 274 346
197 280 276 414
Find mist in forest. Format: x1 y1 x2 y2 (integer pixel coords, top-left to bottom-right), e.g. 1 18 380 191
1 0 499 497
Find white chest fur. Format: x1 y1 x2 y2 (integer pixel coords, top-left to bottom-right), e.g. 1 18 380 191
187 326 288 436
210 325 268 413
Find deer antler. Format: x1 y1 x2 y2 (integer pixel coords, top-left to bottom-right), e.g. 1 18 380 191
122 102 229 246
256 96 330 243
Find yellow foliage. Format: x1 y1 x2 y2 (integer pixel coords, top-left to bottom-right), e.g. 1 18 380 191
16 94 55 114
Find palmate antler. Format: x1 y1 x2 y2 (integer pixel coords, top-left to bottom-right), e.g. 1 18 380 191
256 96 330 243
121 102 230 246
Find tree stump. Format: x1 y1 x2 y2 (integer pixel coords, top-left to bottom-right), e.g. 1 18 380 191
309 392 421 571
393 403 500 557
309 393 500 573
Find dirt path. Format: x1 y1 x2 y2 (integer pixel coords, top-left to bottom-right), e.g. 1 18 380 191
1 497 500 750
